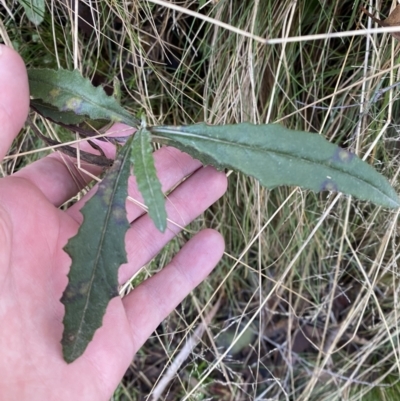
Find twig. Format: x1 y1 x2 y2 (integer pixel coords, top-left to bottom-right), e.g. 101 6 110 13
27 119 113 168
145 0 268 44
296 81 400 111
265 26 400 44
359 6 383 26
150 298 221 401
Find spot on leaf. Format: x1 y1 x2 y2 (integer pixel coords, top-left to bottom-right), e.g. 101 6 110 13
112 207 127 222
63 288 76 300
321 179 338 192
49 88 61 98
61 281 91 302
62 97 84 113
78 281 90 296
332 148 355 164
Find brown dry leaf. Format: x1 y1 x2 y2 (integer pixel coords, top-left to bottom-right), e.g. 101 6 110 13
360 5 400 41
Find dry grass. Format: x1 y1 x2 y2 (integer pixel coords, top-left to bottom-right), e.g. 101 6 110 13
2 0 400 400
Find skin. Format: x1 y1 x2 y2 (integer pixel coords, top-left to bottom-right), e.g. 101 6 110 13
0 45 227 400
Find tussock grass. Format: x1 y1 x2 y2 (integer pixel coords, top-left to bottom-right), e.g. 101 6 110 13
2 0 400 399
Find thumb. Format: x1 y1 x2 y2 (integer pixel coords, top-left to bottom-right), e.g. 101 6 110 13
0 45 29 161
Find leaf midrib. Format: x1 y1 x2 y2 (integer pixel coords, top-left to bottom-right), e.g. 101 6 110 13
156 128 386 191
71 150 129 357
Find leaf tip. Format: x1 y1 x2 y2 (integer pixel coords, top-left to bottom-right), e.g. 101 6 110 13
385 195 400 209
157 219 167 233
61 335 78 364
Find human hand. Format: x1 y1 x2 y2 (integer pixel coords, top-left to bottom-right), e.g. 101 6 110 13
0 45 227 400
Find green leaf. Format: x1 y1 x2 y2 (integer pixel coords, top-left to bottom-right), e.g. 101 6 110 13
150 123 400 209
30 99 87 125
131 128 167 232
61 137 133 363
19 0 45 25
28 69 140 127
31 99 112 132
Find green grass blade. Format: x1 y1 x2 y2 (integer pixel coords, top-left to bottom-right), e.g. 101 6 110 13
151 123 400 209
28 69 140 127
61 137 133 363
131 129 167 232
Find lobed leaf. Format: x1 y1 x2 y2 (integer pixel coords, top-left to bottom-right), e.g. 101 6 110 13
28 68 140 127
150 123 400 209
131 128 167 232
19 0 45 25
61 137 133 363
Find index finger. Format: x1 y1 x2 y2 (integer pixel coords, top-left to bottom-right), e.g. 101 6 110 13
0 45 30 161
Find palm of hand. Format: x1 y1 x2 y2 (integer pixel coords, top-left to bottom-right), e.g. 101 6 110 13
0 177 134 398
0 46 226 400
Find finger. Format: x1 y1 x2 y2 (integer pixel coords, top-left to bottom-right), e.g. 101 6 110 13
0 45 30 161
122 229 225 351
66 146 202 223
13 124 132 207
119 166 227 283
